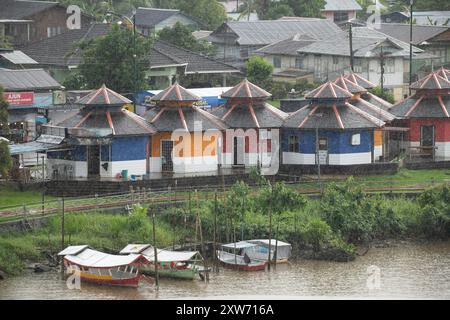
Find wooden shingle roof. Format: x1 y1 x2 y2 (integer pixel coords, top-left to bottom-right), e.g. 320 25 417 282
76 84 131 106
305 81 353 100
410 71 450 90
151 82 201 103
344 72 376 89
221 79 271 100
333 75 367 94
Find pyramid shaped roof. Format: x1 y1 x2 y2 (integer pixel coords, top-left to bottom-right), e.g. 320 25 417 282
305 81 353 100
76 84 131 106
221 78 271 100
410 71 450 91
334 75 367 94
344 72 376 89
151 82 201 103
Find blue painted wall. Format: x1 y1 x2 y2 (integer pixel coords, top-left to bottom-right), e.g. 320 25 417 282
111 137 148 161
282 129 373 154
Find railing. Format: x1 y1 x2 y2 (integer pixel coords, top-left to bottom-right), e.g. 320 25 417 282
0 176 448 224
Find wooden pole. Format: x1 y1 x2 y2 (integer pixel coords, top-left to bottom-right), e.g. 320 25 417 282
274 222 279 270
60 196 65 280
213 191 218 272
268 183 273 271
232 219 237 267
41 156 45 215
151 208 159 290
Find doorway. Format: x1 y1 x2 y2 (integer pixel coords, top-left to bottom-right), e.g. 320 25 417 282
161 140 174 172
233 136 245 166
317 137 328 165
88 145 100 178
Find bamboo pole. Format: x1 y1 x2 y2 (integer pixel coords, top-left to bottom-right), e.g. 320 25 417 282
60 196 65 280
151 207 159 290
268 183 273 271
213 191 218 272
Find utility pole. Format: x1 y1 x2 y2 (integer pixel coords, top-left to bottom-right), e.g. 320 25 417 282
349 22 354 72
267 182 273 271
213 191 218 272
133 9 137 113
41 155 45 215
380 45 385 94
409 0 414 95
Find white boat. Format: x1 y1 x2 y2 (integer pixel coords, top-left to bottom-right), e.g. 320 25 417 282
247 239 292 263
217 242 267 271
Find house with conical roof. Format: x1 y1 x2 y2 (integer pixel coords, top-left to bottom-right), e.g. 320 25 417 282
282 81 386 166
143 82 227 174
333 75 396 161
210 79 288 169
389 68 450 161
45 85 156 179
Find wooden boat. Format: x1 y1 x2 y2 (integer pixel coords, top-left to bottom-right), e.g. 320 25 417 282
58 245 152 288
247 239 292 264
120 244 207 280
217 242 268 271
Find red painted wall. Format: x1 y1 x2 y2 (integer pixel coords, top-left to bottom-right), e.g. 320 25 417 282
407 119 450 142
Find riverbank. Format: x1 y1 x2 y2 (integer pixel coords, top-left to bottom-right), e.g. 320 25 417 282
0 179 449 278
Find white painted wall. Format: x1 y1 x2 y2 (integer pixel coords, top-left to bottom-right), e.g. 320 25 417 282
110 160 147 177
435 142 450 160
46 159 87 179
282 152 372 165
374 146 382 161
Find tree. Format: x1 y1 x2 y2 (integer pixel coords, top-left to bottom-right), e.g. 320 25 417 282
389 0 450 12
246 56 274 88
284 0 326 18
175 0 227 30
0 85 12 178
158 22 216 56
77 24 153 93
265 3 294 20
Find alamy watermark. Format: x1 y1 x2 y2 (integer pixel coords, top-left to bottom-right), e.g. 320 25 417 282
366 265 381 290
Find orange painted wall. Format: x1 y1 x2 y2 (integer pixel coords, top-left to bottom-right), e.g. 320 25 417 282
151 131 219 158
374 129 383 146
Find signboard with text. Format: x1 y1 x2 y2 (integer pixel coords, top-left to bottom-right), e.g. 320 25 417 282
4 92 34 105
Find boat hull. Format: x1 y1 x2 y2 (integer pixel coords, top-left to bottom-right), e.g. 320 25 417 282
220 260 267 271
77 272 142 288
141 266 197 280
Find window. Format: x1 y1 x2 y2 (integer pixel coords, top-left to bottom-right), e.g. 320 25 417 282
288 135 299 153
385 58 395 73
273 56 281 68
295 57 303 69
351 133 361 146
354 58 363 73
334 12 349 23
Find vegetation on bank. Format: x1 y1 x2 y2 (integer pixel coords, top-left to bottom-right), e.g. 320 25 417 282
0 178 449 276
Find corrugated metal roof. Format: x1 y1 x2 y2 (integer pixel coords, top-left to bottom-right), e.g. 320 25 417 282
0 50 38 64
323 0 362 11
0 0 58 19
212 19 342 46
0 68 62 91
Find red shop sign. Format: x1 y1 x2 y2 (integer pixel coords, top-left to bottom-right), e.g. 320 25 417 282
4 92 34 105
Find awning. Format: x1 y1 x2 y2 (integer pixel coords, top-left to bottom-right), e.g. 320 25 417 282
248 239 292 248
62 248 148 268
221 241 258 249
120 244 201 262
9 134 65 155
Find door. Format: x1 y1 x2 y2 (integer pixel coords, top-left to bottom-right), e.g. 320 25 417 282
233 136 244 166
420 126 435 147
420 125 435 158
88 145 100 177
161 140 174 172
318 138 328 165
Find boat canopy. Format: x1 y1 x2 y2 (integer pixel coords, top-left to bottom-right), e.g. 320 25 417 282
58 245 89 256
62 248 149 268
248 239 292 248
120 244 201 263
119 244 152 254
221 241 258 249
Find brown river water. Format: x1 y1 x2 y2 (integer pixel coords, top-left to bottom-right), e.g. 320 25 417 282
0 241 449 300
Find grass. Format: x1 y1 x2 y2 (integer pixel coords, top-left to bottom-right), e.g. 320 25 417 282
269 99 281 108
0 186 55 208
0 207 184 275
